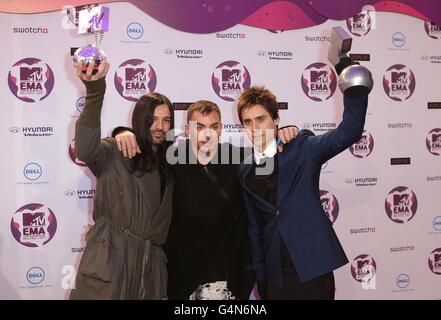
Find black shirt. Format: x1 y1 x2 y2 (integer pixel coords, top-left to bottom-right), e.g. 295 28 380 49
165 141 254 299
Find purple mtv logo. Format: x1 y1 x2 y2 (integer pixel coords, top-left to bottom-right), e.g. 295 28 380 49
433 133 441 143
8 58 55 103
391 72 407 84
349 130 374 158
393 194 409 207
346 11 372 37
385 186 418 223
301 62 336 102
383 64 416 102
426 128 441 156
125 68 146 81
425 21 441 39
428 248 441 275
211 60 251 102
222 69 241 82
353 13 366 24
320 190 339 223
10 203 57 248
20 67 43 81
310 70 328 83
23 212 45 227
351 254 377 282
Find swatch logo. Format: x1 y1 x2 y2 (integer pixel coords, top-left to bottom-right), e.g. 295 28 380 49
426 128 441 156
428 248 441 275
383 64 416 101
320 190 339 223
351 254 377 283
114 59 157 102
13 27 48 34
346 11 372 37
68 139 87 167
11 203 57 248
212 61 251 102
349 130 374 158
385 186 418 223
301 62 336 102
424 21 441 39
8 58 55 103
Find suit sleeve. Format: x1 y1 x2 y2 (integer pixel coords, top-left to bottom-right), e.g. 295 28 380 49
304 95 368 164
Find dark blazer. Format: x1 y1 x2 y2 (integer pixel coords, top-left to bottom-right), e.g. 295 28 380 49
238 95 368 287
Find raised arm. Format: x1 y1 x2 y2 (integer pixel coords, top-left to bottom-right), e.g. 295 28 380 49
74 61 111 175
304 95 368 164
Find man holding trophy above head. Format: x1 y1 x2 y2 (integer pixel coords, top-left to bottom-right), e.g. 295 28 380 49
69 6 174 300
236 26 373 300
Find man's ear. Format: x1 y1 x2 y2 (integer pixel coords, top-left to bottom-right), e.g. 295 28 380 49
275 117 280 127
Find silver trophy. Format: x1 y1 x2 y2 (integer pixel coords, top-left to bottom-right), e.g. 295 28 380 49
73 5 109 75
328 26 373 98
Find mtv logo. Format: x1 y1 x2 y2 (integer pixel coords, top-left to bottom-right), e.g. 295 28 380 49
391 72 407 84
358 135 368 145
20 67 43 81
310 71 328 83
321 198 330 211
393 194 409 206
430 22 441 32
22 212 45 227
357 260 370 273
222 69 241 82
352 13 368 27
432 133 441 143
125 68 146 81
78 5 109 34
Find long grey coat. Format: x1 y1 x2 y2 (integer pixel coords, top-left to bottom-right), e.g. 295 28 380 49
69 78 173 300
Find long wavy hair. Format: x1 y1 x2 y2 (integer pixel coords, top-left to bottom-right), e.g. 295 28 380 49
130 92 174 180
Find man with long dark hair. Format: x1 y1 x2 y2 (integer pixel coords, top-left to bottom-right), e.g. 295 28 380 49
69 60 174 300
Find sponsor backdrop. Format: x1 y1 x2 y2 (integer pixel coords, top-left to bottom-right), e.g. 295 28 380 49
0 0 440 299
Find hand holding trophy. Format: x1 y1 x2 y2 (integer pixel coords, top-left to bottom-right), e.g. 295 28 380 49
328 26 374 98
73 5 109 76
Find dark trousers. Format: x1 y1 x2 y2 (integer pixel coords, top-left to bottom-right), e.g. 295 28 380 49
267 242 335 300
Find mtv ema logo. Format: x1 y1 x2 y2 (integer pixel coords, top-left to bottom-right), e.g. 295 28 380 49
114 59 157 101
68 139 87 167
385 186 418 223
346 11 373 36
426 128 441 156
349 130 374 158
301 62 336 102
428 248 441 275
8 58 55 102
383 64 416 101
211 60 251 101
320 190 339 223
351 254 377 283
10 203 57 247
424 21 441 39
